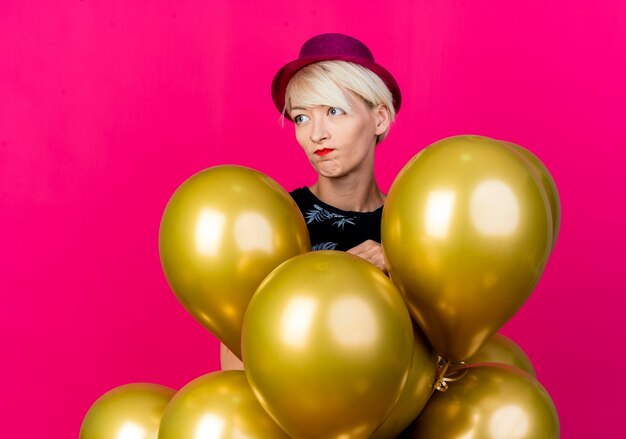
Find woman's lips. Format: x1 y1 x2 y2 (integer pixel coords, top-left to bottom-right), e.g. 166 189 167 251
314 148 334 157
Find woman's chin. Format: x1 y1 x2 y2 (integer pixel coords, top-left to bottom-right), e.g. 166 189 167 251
315 161 343 177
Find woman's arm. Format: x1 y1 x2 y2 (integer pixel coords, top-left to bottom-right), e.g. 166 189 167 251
220 343 244 370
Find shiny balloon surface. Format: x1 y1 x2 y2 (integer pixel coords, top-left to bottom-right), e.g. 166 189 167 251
242 250 414 439
505 141 561 250
80 383 175 439
404 364 559 438
371 327 438 439
159 165 310 358
158 371 289 439
382 135 552 361
467 333 535 375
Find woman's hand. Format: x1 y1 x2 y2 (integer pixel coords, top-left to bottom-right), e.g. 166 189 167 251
347 240 388 274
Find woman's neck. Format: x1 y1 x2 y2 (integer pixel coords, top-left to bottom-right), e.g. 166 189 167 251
310 172 385 212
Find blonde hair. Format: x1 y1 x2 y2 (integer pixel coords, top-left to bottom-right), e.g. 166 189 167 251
284 61 396 143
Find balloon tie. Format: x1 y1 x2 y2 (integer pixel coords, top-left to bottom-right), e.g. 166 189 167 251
433 358 468 392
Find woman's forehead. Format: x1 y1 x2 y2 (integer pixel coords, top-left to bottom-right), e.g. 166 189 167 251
288 87 360 111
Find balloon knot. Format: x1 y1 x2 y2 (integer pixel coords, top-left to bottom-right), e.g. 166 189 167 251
433 358 468 392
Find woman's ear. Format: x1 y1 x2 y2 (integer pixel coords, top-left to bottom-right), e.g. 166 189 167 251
373 104 391 136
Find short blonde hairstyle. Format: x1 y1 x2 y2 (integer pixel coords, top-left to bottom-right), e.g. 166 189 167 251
284 61 396 143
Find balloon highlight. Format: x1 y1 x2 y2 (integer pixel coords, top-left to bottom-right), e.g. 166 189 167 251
382 135 552 361
158 371 289 439
159 165 310 359
242 251 414 439
80 383 175 439
404 364 559 438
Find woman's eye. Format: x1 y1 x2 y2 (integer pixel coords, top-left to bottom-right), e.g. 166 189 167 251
294 114 310 124
328 107 345 117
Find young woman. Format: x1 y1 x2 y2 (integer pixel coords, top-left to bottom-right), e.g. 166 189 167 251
221 33 401 370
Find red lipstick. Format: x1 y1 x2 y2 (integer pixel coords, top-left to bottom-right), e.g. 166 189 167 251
315 148 333 157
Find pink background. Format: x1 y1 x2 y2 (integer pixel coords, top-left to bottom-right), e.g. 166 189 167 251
1 1 624 437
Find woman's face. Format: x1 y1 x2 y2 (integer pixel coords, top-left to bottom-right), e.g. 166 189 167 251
289 90 389 179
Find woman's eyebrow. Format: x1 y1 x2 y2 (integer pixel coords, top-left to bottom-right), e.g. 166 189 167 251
290 106 307 111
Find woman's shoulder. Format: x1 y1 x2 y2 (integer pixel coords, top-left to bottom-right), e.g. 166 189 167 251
289 186 311 199
289 186 315 209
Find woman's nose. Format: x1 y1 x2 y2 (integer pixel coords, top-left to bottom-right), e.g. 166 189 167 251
309 120 329 143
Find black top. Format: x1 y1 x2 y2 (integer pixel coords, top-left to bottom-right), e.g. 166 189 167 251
290 186 383 251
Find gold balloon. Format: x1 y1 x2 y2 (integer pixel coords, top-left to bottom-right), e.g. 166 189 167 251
382 135 552 362
80 383 175 439
159 165 310 359
467 333 535 375
403 364 559 438
242 251 414 439
371 326 438 439
505 142 561 250
158 371 289 438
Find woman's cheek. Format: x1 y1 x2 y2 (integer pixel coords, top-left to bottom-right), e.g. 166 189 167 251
294 130 308 150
